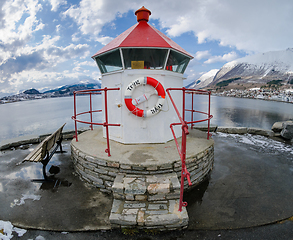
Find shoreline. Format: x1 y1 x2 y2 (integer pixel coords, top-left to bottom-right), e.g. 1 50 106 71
1 125 291 151
212 93 293 104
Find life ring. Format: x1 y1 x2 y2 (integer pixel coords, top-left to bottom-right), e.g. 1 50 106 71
124 77 165 118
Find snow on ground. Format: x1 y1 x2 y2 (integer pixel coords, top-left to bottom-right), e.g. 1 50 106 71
10 194 41 208
215 132 293 157
0 220 26 240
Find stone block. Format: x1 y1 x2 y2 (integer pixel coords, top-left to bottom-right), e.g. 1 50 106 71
132 166 146 171
85 155 97 164
100 174 115 181
109 213 137 225
146 166 158 171
125 194 135 201
112 182 124 194
122 208 139 215
170 175 180 191
120 164 131 170
147 183 170 194
124 179 146 195
145 210 169 215
115 174 124 183
135 195 147 201
159 163 173 170
137 210 145 226
94 167 108 175
124 202 146 208
166 193 180 200
111 199 123 213
148 194 166 201
145 214 180 226
107 162 120 168
148 203 167 210
113 192 125 200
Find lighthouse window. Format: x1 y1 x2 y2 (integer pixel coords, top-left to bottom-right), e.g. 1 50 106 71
122 48 168 70
166 50 190 74
94 49 123 74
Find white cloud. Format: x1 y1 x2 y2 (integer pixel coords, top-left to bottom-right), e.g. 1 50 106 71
204 51 238 64
195 50 211 61
62 0 142 40
62 0 293 52
49 0 67 12
1 0 293 96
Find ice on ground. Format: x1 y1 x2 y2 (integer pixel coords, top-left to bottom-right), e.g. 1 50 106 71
215 132 293 156
10 194 41 208
0 220 26 240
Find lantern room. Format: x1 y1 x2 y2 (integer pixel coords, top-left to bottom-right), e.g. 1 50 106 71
92 6 193 144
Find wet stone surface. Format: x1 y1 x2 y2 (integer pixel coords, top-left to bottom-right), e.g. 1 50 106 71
1 132 293 233
0 141 112 231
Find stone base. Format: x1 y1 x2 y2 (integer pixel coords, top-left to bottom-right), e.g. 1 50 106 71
109 173 188 230
71 128 214 192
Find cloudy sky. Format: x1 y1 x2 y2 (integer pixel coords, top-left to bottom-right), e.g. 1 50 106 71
1 0 293 97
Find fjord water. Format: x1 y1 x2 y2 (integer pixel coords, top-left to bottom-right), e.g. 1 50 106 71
1 95 293 143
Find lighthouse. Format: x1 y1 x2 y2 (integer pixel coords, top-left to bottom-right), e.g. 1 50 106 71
92 6 193 144
71 6 214 230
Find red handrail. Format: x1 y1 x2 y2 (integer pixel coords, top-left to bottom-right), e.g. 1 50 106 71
72 87 120 156
166 87 213 212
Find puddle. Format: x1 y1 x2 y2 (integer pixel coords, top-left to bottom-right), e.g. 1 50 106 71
33 166 72 191
184 177 210 206
40 178 72 191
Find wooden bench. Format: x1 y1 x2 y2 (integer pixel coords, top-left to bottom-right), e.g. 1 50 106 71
23 123 66 181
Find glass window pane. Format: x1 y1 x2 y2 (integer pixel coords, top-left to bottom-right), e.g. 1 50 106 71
94 49 123 74
166 50 190 73
122 48 168 70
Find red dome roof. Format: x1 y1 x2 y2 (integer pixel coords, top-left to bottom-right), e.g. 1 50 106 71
92 8 193 58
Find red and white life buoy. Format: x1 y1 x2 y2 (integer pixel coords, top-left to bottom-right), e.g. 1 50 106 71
124 77 165 117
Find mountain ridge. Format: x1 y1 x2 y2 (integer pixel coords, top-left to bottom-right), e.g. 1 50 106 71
189 48 293 90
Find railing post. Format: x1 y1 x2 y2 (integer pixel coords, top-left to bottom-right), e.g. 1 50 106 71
191 92 194 129
207 91 211 140
104 87 111 157
89 92 93 130
73 92 78 142
182 87 186 122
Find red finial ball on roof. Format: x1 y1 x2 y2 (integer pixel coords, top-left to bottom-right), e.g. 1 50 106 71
135 6 151 22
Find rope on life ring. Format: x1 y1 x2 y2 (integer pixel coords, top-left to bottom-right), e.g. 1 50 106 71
124 77 166 118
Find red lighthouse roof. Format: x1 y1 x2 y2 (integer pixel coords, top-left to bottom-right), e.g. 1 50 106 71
92 7 193 58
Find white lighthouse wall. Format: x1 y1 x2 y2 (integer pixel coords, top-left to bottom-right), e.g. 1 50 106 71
102 69 183 144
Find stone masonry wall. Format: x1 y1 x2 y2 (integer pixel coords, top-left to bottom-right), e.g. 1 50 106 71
71 144 214 193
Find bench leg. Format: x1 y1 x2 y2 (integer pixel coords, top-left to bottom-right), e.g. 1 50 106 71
42 162 48 181
55 138 66 153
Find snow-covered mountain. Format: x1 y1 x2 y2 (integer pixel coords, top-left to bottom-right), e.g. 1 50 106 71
186 69 219 89
189 48 293 90
212 48 293 86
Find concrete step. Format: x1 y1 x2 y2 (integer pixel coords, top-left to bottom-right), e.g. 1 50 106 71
109 173 189 230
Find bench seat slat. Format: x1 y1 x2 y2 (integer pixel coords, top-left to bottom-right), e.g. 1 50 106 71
23 142 44 162
23 123 66 163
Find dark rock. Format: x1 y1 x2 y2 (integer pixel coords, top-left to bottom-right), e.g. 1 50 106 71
280 121 293 140
271 121 283 133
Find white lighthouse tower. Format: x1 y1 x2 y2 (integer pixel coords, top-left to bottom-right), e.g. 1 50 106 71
92 6 193 144
71 7 214 230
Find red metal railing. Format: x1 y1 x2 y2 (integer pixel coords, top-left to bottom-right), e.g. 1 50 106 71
72 87 120 156
166 87 213 212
